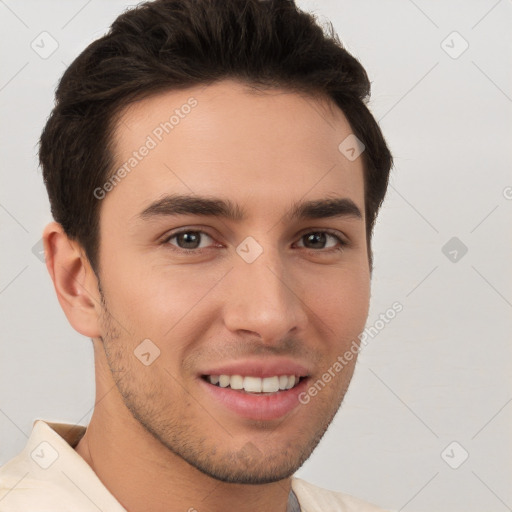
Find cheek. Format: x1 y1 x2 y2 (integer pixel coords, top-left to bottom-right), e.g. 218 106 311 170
299 264 370 339
103 254 228 342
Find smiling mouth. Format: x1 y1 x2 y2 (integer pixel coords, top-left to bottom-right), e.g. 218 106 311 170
201 374 305 394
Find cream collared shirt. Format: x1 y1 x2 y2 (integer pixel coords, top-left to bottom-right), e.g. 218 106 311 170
0 419 388 511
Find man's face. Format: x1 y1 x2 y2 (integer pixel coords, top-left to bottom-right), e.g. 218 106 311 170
95 79 370 483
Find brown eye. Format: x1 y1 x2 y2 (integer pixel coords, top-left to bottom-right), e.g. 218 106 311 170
165 231 214 250
297 231 345 251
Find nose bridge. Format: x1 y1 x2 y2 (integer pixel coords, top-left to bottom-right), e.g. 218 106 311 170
223 236 307 340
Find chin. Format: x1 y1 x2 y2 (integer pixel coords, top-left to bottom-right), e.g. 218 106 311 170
192 459 299 485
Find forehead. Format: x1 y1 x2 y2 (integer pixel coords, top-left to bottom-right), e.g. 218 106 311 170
104 79 365 224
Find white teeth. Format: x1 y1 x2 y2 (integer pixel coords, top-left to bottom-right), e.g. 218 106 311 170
219 375 230 388
230 375 244 390
262 376 279 392
206 374 301 392
243 376 262 393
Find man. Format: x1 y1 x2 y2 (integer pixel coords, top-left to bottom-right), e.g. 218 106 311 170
0 0 393 510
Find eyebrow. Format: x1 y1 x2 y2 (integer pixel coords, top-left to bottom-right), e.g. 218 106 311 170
138 194 363 223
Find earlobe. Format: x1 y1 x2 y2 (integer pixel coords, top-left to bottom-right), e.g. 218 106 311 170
42 221 102 338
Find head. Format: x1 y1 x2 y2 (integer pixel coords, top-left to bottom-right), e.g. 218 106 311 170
40 0 392 485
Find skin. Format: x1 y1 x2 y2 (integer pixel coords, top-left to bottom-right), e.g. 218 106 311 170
43 79 370 512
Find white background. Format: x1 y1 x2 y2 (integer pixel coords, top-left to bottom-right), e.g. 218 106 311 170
0 1 511 511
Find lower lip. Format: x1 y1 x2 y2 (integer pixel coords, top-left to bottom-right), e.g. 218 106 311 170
198 377 310 421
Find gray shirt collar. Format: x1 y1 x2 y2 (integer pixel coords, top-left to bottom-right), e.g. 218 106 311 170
287 488 301 512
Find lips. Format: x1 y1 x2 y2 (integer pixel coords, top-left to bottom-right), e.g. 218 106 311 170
197 358 311 420
198 358 310 380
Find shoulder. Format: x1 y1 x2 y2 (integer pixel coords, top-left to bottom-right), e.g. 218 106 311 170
291 477 393 512
0 453 68 511
0 420 125 512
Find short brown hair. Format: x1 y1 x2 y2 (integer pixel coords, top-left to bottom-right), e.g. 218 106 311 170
39 0 393 275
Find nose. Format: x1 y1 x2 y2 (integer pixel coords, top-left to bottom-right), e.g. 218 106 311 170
222 242 308 345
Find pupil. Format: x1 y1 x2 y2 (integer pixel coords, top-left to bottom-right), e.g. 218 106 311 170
179 232 200 249
306 232 326 249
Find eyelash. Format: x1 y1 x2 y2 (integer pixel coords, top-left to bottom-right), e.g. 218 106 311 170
161 228 347 255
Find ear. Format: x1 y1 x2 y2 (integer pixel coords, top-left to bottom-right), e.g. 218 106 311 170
42 221 102 338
